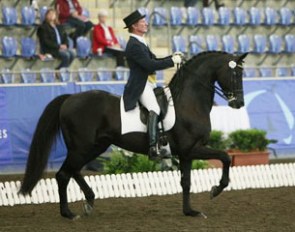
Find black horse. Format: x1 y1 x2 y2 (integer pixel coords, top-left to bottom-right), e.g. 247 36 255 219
20 51 248 219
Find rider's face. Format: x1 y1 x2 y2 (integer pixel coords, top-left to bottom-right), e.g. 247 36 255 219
133 18 148 35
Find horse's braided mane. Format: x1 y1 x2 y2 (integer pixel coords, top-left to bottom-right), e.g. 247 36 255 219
168 51 229 100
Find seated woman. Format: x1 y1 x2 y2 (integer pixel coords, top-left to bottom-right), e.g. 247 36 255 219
92 9 125 66
37 9 75 69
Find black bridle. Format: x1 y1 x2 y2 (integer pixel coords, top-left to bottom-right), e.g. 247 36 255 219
176 60 243 102
214 63 243 102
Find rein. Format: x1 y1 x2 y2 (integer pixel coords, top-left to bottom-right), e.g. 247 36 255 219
177 63 238 102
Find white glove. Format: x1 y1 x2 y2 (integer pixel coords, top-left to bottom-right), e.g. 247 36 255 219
173 51 184 57
172 54 182 65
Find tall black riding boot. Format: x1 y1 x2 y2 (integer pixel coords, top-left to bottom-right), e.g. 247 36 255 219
148 111 159 160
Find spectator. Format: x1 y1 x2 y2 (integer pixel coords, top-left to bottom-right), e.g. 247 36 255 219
37 9 75 69
92 9 125 66
55 0 93 46
184 0 224 9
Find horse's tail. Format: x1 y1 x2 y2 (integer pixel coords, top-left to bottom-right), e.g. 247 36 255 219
19 94 71 195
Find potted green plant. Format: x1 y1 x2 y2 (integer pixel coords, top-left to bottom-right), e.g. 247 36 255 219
227 129 273 166
207 130 229 168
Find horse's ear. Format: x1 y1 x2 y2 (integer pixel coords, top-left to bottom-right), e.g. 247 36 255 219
237 53 248 63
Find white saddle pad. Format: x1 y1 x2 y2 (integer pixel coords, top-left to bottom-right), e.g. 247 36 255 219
120 87 176 135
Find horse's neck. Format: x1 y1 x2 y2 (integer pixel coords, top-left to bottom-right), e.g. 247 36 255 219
176 71 215 116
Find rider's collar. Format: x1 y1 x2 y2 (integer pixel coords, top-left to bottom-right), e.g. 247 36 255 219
130 33 148 47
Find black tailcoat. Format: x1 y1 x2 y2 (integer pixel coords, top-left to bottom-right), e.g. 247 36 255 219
123 36 174 111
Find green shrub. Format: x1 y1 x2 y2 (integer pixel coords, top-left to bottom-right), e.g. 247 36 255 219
102 148 160 174
191 160 209 170
102 147 209 174
228 129 272 152
130 155 159 173
207 130 229 150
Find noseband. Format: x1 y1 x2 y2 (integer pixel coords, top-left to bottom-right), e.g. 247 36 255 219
210 62 243 102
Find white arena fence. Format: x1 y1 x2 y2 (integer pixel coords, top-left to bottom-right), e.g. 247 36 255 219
1 163 295 206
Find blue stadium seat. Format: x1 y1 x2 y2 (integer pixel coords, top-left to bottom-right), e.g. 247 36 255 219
202 7 215 26
67 37 74 50
1 7 17 26
222 35 234 53
263 7 277 26
233 7 247 26
276 67 289 77
170 7 183 26
269 35 282 54
189 35 204 55
259 67 273 77
206 35 219 51
218 7 231 26
243 68 257 78
81 8 90 18
186 7 199 26
156 70 164 80
172 35 186 53
76 36 91 58
21 37 37 58
39 6 48 23
279 8 292 26
138 7 150 22
117 35 127 50
249 7 262 26
1 68 15 83
20 6 36 26
59 67 72 82
115 67 130 81
97 68 113 81
284 34 295 53
78 68 93 82
238 34 251 53
152 7 167 26
1 36 17 58
253 34 267 54
20 69 37 83
40 68 55 83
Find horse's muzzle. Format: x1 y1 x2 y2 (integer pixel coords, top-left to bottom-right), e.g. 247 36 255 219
228 94 244 109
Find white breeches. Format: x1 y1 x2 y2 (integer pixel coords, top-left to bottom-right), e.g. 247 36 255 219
139 81 160 115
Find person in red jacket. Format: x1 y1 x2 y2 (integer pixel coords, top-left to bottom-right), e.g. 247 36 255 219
55 0 93 45
92 9 125 66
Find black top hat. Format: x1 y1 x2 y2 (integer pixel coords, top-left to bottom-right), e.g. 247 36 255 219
123 10 145 29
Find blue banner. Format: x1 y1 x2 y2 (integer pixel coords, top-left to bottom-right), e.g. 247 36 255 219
0 88 12 163
244 80 295 150
1 80 295 172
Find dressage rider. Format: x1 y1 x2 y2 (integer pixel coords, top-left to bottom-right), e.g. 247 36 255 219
122 10 183 160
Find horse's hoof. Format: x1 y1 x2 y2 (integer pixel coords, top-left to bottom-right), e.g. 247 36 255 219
184 210 207 218
83 203 93 216
72 215 81 221
210 185 223 199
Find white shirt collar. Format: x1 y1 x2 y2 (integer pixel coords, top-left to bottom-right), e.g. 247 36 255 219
130 33 147 46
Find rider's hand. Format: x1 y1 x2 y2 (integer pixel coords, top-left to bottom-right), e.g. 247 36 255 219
173 51 184 57
172 54 182 65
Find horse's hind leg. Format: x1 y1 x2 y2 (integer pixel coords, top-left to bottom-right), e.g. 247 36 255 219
56 159 76 220
72 172 95 215
56 150 97 220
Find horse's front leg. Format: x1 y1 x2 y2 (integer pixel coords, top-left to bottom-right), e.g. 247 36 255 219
188 146 231 199
179 159 206 217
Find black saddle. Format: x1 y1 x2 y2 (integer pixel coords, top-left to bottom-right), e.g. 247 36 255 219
140 87 169 125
